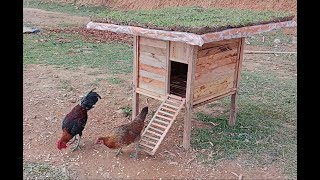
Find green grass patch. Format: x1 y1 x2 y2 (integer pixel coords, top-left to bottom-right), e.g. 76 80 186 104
192 69 296 178
246 29 295 47
95 7 293 30
23 161 71 180
120 106 132 117
23 33 133 74
87 71 106 76
24 1 293 33
108 77 124 84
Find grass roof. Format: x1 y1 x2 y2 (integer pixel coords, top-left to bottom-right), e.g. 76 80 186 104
92 6 294 34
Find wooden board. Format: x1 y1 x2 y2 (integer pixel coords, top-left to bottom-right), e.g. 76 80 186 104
139 63 166 76
194 63 237 87
140 37 167 49
198 42 239 58
138 37 168 96
136 88 165 100
193 89 236 107
197 48 238 66
140 45 166 56
196 56 237 75
139 76 166 88
193 76 235 99
139 82 166 95
170 41 188 64
139 70 165 82
199 38 239 50
140 52 166 69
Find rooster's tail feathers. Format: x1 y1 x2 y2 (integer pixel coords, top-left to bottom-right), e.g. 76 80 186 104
135 106 148 121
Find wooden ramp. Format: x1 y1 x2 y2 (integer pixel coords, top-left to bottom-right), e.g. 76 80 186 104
139 94 185 155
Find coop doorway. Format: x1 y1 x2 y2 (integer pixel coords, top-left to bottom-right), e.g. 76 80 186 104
169 61 188 98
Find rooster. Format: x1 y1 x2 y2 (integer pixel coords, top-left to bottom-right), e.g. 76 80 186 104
57 89 101 151
96 101 149 159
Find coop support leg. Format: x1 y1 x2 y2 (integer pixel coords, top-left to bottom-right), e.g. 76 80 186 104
182 44 197 150
132 35 140 120
229 93 238 126
132 92 139 120
183 104 192 150
229 38 244 126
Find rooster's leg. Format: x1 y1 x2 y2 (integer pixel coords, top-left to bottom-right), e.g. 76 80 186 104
68 136 77 145
115 148 123 157
71 135 81 152
130 143 140 160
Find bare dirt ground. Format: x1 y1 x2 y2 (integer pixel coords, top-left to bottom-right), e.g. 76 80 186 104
23 8 295 179
23 8 90 28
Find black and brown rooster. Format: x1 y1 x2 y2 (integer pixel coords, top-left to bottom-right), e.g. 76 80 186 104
57 89 101 151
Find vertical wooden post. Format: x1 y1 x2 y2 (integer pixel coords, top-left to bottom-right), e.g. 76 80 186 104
165 41 171 94
229 38 245 126
183 44 198 150
132 36 140 119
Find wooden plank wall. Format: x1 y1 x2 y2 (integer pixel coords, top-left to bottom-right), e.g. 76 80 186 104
170 41 189 64
193 38 241 104
138 37 167 95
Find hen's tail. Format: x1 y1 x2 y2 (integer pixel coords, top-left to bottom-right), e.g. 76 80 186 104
135 106 148 121
80 88 101 110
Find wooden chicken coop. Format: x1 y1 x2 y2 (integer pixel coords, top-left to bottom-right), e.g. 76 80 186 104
87 7 296 155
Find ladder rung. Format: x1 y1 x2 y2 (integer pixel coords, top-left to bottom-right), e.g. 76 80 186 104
152 122 167 129
147 127 163 134
145 130 162 137
156 114 173 121
163 103 179 109
165 99 181 105
158 110 174 117
139 142 155 149
141 148 153 154
153 118 170 125
143 134 160 141
168 94 183 101
161 106 176 112
140 138 157 145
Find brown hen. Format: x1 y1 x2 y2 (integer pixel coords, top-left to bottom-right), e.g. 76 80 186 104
96 106 148 159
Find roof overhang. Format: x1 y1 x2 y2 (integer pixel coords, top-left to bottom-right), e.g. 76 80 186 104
86 20 296 46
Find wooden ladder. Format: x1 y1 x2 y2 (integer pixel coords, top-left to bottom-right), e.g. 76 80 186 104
139 94 185 155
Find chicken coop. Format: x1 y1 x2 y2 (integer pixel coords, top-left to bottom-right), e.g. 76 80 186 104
87 7 296 155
